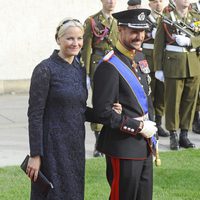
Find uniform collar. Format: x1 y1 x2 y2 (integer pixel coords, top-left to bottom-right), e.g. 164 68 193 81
98 10 110 28
101 10 113 20
116 41 135 60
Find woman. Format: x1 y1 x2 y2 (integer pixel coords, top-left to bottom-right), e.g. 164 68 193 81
26 18 121 200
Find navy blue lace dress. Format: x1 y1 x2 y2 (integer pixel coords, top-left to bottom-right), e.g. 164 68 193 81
28 50 88 200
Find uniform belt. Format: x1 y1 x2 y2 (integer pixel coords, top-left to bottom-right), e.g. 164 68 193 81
142 43 154 50
165 45 196 53
134 113 149 121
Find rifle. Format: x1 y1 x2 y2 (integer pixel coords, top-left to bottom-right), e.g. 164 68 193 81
165 0 199 31
154 10 195 38
169 0 176 10
146 15 157 29
190 1 200 14
146 18 157 29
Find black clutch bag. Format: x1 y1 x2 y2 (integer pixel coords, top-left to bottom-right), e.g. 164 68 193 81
20 155 54 196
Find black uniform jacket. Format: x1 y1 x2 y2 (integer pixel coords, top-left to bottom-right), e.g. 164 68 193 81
93 47 151 159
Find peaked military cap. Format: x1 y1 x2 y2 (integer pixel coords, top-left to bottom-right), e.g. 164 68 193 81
127 0 141 6
112 9 150 30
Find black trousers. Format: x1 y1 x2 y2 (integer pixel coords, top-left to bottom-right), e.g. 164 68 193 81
106 155 153 200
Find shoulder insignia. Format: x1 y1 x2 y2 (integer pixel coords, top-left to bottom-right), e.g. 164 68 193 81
138 60 150 74
103 50 114 61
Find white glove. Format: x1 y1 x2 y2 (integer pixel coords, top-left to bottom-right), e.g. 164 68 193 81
86 75 91 90
155 70 164 82
151 28 157 39
140 120 157 138
175 35 191 47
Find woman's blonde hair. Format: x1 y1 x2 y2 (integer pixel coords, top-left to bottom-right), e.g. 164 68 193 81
55 17 84 40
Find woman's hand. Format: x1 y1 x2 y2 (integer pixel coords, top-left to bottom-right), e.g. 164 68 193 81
112 102 122 114
26 156 41 182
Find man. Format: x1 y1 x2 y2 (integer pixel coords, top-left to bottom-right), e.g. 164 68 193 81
127 0 142 9
154 0 200 150
191 0 200 134
93 8 157 200
81 0 118 157
191 0 200 13
143 0 169 137
193 96 200 134
127 0 155 122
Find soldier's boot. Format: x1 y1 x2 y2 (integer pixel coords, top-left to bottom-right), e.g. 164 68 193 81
192 111 200 134
179 130 195 149
170 131 179 150
155 115 169 137
93 131 103 157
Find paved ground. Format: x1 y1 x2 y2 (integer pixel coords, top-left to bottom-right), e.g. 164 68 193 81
0 93 200 167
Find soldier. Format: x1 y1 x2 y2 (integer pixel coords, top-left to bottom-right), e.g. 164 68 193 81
93 8 157 200
81 0 118 157
163 0 176 13
193 94 200 134
190 0 200 134
154 0 200 150
127 0 142 9
143 0 169 137
191 0 200 14
127 0 155 122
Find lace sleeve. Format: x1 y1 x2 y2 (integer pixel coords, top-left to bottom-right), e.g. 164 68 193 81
28 62 51 157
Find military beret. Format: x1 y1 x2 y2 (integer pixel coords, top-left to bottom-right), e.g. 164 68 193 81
127 0 141 6
112 9 150 30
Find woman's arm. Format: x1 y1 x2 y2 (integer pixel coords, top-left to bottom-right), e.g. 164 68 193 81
85 103 122 123
28 62 50 157
27 62 50 181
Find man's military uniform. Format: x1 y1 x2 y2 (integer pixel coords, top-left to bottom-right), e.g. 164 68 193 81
134 51 154 121
82 11 118 80
143 11 169 137
81 10 118 157
93 8 155 199
190 1 200 134
154 9 200 150
93 41 153 200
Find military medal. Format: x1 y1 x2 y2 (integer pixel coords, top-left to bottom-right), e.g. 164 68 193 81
138 60 150 73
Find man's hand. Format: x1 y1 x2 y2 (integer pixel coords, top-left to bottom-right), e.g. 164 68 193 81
174 35 191 46
86 75 91 90
26 156 41 182
140 120 158 138
151 27 157 39
155 70 164 82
